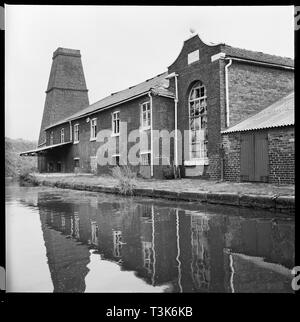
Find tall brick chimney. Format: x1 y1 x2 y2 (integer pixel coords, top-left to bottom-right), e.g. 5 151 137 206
38 47 89 146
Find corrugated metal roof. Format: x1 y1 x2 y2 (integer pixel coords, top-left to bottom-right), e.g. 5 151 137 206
45 72 174 130
222 92 294 134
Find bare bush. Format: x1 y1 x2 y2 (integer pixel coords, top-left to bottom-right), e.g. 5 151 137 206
111 166 137 195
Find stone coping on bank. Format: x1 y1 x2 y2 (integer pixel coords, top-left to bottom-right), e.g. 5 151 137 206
26 173 295 214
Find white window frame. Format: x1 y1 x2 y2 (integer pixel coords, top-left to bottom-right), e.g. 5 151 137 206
74 157 80 168
140 101 151 130
60 128 64 143
74 123 79 143
90 118 97 141
185 81 209 166
112 111 120 136
140 150 151 166
112 153 120 166
50 131 54 145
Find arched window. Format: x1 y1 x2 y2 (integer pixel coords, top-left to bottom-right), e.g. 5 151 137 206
189 81 208 160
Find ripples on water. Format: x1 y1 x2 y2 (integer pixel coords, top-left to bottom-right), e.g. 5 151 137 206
5 182 295 293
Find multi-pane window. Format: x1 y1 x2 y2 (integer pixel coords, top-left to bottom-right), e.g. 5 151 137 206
112 111 120 135
60 128 64 143
50 131 54 145
141 102 151 129
91 118 97 140
140 152 151 165
74 158 80 168
74 124 79 142
189 81 208 160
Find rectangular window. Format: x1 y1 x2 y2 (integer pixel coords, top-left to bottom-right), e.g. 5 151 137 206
112 111 120 135
74 124 79 142
50 131 54 145
91 118 97 140
141 102 151 129
74 158 80 168
140 152 151 165
112 155 120 166
60 128 64 143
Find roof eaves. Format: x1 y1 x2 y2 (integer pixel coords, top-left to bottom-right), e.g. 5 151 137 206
221 44 294 68
226 55 294 69
221 123 294 134
44 90 152 131
20 141 72 155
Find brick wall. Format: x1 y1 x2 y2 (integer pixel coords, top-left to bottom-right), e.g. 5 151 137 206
268 126 294 184
168 35 224 179
222 127 294 184
38 48 89 146
45 93 175 178
46 122 71 146
152 95 175 178
222 133 241 182
228 62 294 127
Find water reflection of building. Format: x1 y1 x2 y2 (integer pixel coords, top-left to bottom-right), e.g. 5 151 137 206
37 191 294 293
223 216 294 293
38 197 90 292
90 220 99 247
190 215 211 291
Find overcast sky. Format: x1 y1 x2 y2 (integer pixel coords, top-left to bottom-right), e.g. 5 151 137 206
5 5 294 141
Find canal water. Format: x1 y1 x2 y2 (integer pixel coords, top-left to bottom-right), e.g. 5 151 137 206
6 182 295 293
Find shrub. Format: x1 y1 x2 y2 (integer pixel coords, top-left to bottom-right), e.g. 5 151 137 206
19 171 39 186
111 166 137 195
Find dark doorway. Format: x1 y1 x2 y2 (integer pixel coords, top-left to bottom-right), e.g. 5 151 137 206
48 162 54 172
57 162 62 172
240 132 269 182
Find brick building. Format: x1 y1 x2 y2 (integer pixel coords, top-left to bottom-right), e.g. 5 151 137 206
221 92 294 184
21 34 294 183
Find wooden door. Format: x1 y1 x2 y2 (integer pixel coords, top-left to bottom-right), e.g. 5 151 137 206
240 132 269 182
240 133 255 181
254 132 269 182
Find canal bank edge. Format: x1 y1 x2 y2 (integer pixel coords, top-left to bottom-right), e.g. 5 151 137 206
24 174 295 214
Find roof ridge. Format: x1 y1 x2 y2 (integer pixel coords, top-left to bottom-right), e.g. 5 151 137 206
44 71 171 130
222 43 294 61
108 71 167 96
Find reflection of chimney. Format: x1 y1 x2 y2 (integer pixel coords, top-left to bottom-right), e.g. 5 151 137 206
38 47 89 146
39 209 90 292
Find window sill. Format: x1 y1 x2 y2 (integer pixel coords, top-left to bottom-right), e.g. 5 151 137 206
111 133 120 137
139 126 151 132
73 141 79 144
184 158 209 166
90 138 97 142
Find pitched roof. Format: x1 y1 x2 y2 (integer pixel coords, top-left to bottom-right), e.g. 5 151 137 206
45 72 173 130
44 38 294 131
222 92 294 134
221 44 294 67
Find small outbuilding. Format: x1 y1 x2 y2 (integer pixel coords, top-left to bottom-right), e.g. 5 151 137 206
221 92 294 184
